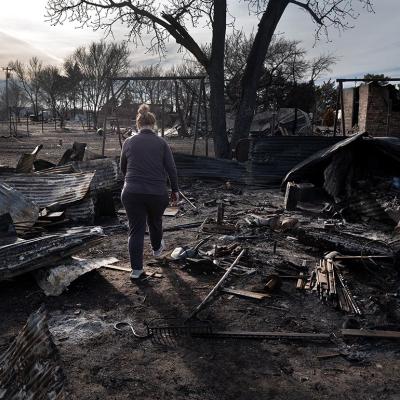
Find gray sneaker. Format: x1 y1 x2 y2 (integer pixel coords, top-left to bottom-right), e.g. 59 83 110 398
153 239 165 258
130 269 144 280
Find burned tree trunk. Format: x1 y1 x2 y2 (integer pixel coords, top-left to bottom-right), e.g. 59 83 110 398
174 81 188 137
206 0 230 159
231 0 289 148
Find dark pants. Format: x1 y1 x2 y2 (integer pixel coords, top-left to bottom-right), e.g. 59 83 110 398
121 190 169 270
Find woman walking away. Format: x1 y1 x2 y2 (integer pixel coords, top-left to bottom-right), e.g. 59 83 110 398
120 104 179 280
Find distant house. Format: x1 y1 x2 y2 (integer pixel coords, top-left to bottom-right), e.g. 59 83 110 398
342 82 400 136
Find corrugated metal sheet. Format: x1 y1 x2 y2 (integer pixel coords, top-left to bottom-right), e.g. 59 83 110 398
35 164 75 174
72 158 120 192
0 172 94 208
249 135 343 185
0 307 65 399
345 192 395 224
282 132 365 186
37 159 121 191
64 197 95 223
0 183 39 233
173 153 247 183
0 227 104 280
282 133 400 188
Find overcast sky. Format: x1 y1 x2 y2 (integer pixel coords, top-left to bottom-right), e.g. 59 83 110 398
1 0 399 82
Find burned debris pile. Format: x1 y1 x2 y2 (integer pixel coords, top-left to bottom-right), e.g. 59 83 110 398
282 132 400 229
0 227 105 280
0 142 123 290
1 132 400 398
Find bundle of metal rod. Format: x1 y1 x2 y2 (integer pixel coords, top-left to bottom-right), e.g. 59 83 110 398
335 267 362 315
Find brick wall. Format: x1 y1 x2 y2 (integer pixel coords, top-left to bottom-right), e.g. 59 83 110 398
357 83 400 137
342 88 355 133
358 84 369 132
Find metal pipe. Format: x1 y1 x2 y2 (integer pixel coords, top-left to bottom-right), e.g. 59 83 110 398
191 79 202 156
187 249 246 320
339 81 345 136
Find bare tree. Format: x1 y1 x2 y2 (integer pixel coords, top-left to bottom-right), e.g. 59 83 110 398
0 77 27 121
10 57 43 117
69 41 130 128
64 60 84 117
46 0 373 157
39 66 70 127
309 54 337 82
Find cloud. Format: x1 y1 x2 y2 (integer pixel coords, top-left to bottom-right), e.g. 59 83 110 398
1 0 400 82
0 30 61 66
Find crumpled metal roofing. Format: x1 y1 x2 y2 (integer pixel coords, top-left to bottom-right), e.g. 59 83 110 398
173 153 247 183
36 158 121 192
72 158 120 192
0 227 104 280
0 172 94 208
281 132 400 187
0 306 65 399
35 164 75 174
0 183 39 233
249 135 343 185
64 197 95 223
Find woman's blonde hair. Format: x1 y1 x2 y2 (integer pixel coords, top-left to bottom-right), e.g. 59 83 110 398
136 103 156 129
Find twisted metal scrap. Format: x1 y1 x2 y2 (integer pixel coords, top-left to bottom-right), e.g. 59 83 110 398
0 306 65 400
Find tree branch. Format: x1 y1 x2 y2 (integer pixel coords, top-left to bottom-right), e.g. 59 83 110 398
289 0 323 24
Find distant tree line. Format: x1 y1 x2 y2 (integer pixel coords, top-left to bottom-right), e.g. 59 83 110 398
0 35 337 135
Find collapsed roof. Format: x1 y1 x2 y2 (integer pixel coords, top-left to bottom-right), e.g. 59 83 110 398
282 132 400 196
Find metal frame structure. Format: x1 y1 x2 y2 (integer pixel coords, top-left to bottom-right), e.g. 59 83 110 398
102 75 209 156
333 78 400 136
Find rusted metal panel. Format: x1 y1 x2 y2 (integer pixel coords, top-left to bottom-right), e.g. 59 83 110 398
0 307 65 399
0 172 94 208
0 183 40 233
